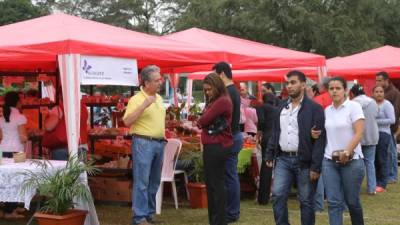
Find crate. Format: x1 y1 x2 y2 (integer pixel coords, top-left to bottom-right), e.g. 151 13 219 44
89 177 132 202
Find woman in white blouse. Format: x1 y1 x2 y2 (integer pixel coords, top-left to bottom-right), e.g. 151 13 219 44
323 77 365 225
0 91 27 219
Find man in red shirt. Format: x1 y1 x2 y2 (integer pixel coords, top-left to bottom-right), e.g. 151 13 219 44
313 77 332 109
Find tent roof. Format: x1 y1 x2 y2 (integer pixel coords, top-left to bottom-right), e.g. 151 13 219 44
164 28 325 72
327 46 400 79
188 68 318 82
0 13 223 71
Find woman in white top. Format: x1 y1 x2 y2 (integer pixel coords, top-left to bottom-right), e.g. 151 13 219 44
323 77 365 225
0 91 27 219
0 91 27 154
372 85 395 192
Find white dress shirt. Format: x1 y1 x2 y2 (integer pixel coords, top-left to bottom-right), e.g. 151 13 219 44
324 99 365 159
279 101 301 152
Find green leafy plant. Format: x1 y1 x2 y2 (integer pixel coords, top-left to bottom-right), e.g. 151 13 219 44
189 102 201 116
21 155 100 215
179 150 204 183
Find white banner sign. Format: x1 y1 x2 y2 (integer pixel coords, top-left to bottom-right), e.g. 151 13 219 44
80 55 138 86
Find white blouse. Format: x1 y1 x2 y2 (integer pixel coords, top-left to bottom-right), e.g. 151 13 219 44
324 100 365 160
0 107 27 152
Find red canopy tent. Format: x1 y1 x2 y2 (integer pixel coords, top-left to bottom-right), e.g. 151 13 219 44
0 13 224 72
327 45 400 79
187 68 318 82
0 14 225 165
164 28 326 72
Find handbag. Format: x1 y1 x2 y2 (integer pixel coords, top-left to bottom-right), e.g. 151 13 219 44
207 116 228 135
42 106 68 149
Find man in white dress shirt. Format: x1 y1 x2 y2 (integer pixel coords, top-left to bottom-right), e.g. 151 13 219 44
266 71 325 225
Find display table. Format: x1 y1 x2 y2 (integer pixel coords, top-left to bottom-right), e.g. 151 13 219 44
0 158 99 225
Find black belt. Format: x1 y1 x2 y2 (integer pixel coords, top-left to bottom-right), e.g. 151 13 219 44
133 134 167 143
280 151 298 157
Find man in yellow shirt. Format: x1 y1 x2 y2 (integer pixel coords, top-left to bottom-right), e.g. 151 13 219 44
123 65 166 225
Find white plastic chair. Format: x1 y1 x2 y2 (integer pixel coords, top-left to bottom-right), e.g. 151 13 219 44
156 138 183 214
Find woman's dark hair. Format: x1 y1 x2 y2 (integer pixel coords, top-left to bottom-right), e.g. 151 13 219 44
350 84 365 97
311 84 320 96
203 72 227 104
263 93 278 106
328 76 347 89
262 83 276 95
372 85 385 92
3 91 20 123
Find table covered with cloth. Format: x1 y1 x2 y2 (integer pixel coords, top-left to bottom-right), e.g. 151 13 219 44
0 158 99 225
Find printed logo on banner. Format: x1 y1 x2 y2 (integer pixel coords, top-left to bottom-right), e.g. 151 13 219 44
82 60 92 74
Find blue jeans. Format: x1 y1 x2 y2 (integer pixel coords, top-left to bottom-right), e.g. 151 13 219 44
51 146 87 161
132 137 165 225
271 156 315 225
362 145 376 193
323 159 365 225
314 175 324 211
51 147 69 160
376 132 391 188
388 135 398 182
225 132 243 221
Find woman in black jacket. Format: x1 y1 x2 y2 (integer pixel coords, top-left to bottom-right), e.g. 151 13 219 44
256 93 280 204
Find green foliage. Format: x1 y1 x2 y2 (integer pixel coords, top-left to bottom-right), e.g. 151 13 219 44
179 150 204 183
44 0 163 33
2 0 400 57
21 155 100 215
162 0 400 57
0 0 47 26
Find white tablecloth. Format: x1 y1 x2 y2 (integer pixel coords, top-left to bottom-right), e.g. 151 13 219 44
0 158 99 225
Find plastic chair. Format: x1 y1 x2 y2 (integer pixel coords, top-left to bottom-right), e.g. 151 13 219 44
156 138 182 214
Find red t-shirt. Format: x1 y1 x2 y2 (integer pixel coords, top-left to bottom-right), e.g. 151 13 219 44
313 92 332 109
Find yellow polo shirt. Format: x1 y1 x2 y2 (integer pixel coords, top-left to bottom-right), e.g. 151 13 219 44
123 88 165 138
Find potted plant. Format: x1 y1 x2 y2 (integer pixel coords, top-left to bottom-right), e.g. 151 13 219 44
180 150 208 208
21 154 99 225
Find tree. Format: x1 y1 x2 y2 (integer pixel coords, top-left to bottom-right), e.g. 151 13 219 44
46 0 163 33
0 0 48 26
161 0 400 57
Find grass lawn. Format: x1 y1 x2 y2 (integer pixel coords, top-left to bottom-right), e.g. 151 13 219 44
2 180 400 225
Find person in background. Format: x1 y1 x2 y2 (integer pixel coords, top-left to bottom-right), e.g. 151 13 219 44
213 62 243 223
306 86 315 99
43 97 89 160
243 103 258 136
266 71 325 225
312 84 320 97
262 82 276 95
262 83 282 107
0 91 27 219
256 93 280 204
376 71 400 183
279 87 289 101
123 65 166 225
314 77 332 109
323 76 365 225
239 83 258 136
197 73 233 225
350 84 379 195
239 82 255 132
372 85 395 192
